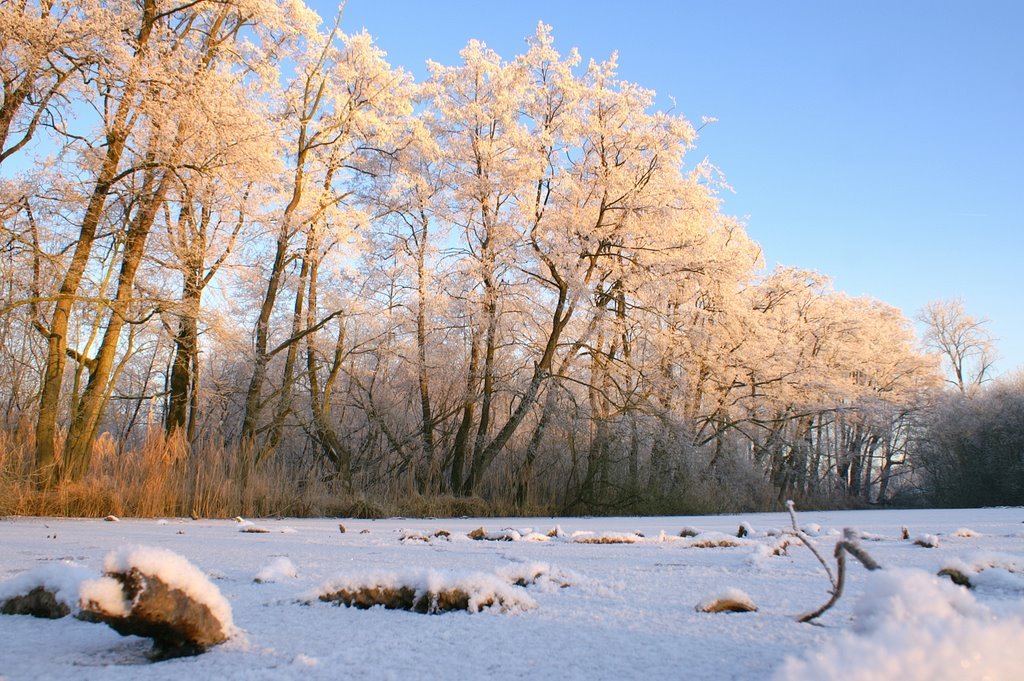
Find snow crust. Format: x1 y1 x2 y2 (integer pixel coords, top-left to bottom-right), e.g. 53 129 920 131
776 568 1024 681
1 508 1023 680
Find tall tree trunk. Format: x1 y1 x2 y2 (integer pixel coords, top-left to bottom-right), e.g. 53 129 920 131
34 0 158 483
62 166 170 479
449 324 481 495
414 212 436 492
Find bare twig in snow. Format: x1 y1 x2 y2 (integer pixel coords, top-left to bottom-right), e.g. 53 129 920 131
787 501 881 624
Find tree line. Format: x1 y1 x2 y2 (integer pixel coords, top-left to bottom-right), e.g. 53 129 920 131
0 0 1011 515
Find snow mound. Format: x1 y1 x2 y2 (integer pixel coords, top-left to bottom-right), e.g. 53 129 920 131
775 568 1024 681
951 527 981 538
696 588 757 613
913 534 939 548
314 569 537 614
939 552 1024 589
97 546 234 633
255 557 298 583
675 531 753 548
494 562 571 589
467 527 521 541
572 531 642 544
0 562 98 617
801 523 823 536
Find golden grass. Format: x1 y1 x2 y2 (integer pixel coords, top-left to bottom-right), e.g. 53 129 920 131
0 426 551 519
0 426 344 518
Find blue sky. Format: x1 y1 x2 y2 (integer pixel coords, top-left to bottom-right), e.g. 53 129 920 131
319 0 1023 374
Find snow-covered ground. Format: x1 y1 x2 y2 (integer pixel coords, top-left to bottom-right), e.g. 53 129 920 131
1 508 1022 680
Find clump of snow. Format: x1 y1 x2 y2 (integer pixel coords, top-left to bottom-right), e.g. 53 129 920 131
494 561 571 590
0 562 98 615
952 527 981 538
679 526 701 537
676 531 751 549
79 576 130 617
913 534 939 548
852 568 987 632
254 557 298 583
314 569 536 614
401 528 454 543
293 654 319 667
856 530 885 542
101 546 234 632
973 568 1024 591
572 532 642 544
801 523 823 536
737 521 756 537
696 588 757 613
103 515 119 522
775 568 1024 681
467 527 521 541
399 529 430 542
939 552 1024 589
238 520 271 533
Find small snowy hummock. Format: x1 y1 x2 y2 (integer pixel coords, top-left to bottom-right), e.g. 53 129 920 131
913 534 940 548
314 569 537 614
254 557 298 583
494 561 571 590
100 546 234 633
776 568 1024 681
938 552 1024 589
0 562 98 617
951 527 981 538
801 523 823 537
696 588 758 613
674 531 751 549
572 531 642 544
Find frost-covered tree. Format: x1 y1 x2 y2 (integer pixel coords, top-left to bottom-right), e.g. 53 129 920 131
918 298 996 396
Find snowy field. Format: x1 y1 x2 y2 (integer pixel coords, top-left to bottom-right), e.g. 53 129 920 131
1 508 1023 681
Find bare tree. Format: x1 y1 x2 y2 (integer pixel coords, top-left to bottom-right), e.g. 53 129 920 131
918 298 996 396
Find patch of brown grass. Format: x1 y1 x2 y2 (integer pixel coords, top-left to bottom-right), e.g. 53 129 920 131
319 586 493 614
0 427 344 518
